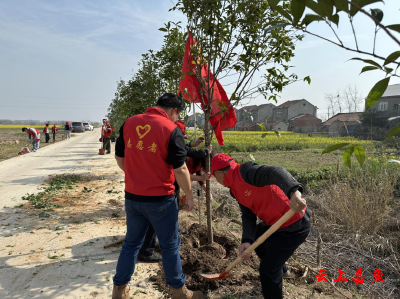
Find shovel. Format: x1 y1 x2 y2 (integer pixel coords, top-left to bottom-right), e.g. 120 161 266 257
200 209 296 281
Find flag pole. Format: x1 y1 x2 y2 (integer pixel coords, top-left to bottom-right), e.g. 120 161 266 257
193 103 197 139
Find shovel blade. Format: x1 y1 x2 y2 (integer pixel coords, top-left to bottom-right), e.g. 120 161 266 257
199 271 233 281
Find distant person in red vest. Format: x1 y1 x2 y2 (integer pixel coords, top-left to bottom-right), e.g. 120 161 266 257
211 154 311 299
102 120 112 154
52 123 58 142
43 124 50 143
22 127 41 152
112 93 202 299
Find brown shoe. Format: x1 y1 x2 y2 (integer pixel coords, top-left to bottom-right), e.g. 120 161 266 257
170 285 203 299
112 283 129 299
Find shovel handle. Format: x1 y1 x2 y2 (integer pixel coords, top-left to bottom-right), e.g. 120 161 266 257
224 209 295 274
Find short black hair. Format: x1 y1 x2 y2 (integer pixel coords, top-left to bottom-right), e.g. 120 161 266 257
156 93 186 113
45 123 49 126
22 127 27 132
192 153 214 171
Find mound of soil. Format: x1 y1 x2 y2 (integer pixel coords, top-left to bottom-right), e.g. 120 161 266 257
152 223 261 297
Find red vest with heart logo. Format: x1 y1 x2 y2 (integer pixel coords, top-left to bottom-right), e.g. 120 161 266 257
123 107 177 196
223 163 304 228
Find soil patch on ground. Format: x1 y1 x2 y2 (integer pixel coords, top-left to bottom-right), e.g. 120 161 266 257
152 222 261 298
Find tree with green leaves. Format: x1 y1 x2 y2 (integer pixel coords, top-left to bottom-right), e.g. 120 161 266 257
107 27 186 130
169 0 309 243
265 0 400 166
353 108 388 141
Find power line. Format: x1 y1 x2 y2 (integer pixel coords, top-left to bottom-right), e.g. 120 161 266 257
0 95 110 102
0 101 109 107
2 105 107 110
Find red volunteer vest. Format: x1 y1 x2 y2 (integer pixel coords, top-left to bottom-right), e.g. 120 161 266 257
224 163 304 228
123 107 177 196
103 125 112 138
28 128 40 139
28 128 39 136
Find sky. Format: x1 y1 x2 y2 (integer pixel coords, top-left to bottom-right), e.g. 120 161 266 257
0 0 399 123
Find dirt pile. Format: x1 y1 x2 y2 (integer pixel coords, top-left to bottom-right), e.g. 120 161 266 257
152 222 261 298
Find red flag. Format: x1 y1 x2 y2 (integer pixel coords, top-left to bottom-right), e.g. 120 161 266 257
179 33 237 145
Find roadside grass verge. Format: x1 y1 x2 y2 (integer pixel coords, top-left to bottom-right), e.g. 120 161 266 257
22 174 83 210
305 158 400 298
17 173 124 226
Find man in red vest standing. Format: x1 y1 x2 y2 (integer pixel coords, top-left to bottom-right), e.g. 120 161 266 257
22 127 41 152
43 123 50 143
112 93 203 299
102 120 112 154
52 123 58 142
211 154 311 299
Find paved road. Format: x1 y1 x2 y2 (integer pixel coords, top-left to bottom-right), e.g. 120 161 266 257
0 129 109 212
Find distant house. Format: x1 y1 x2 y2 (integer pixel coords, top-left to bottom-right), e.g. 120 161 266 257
186 113 205 128
266 120 288 131
289 114 322 133
235 103 276 124
236 105 256 124
320 112 362 136
249 103 276 123
192 99 318 132
368 83 400 129
272 99 317 123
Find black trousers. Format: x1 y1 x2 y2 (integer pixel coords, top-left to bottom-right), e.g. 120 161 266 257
138 224 156 256
103 137 111 153
255 213 311 299
52 133 56 141
45 133 50 143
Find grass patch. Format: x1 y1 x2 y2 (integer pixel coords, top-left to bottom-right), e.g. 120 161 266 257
22 174 83 210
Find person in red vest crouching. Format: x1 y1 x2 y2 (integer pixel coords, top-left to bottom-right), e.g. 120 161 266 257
22 127 41 152
211 154 311 299
112 93 203 299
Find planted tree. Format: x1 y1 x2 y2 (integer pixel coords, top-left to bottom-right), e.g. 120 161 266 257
169 0 310 243
265 0 400 166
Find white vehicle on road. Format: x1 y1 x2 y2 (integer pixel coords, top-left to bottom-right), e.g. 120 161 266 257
83 122 94 131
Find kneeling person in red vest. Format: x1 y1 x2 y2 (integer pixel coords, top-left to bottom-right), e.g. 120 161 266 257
211 154 311 299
